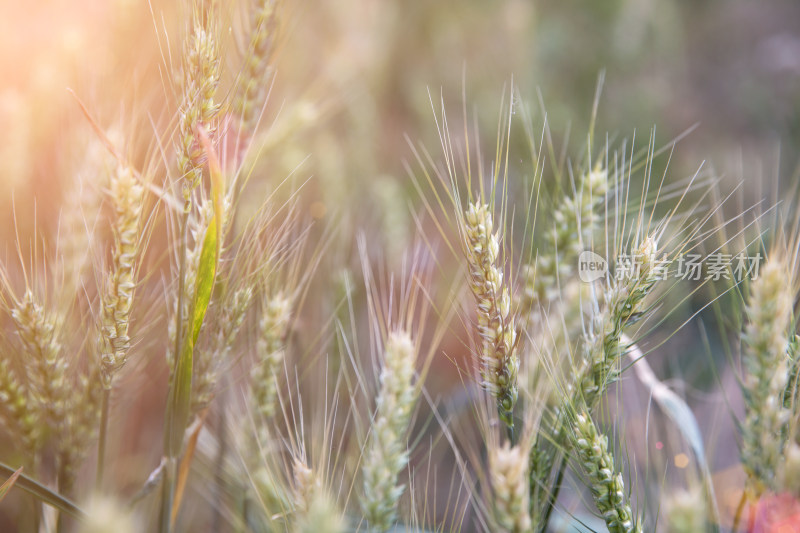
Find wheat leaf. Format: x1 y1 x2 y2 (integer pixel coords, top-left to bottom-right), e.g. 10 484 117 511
0 465 22 502
167 214 218 456
626 338 720 532
0 463 85 520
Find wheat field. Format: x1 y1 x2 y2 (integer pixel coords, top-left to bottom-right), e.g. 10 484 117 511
0 1 799 532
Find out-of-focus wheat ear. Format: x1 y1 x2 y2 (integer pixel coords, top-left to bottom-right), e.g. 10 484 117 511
360 331 418 531
780 442 800 496
0 359 39 454
523 164 609 311
60 364 103 493
292 456 314 513
490 441 532 533
10 290 68 446
78 496 137 533
578 235 660 409
177 12 221 212
60 134 110 301
571 412 641 533
294 482 345 533
235 0 281 135
462 202 519 431
192 287 253 415
741 256 793 495
98 164 145 387
663 486 706 533
251 292 292 439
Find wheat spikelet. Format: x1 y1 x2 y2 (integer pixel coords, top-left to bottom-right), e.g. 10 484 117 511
741 256 793 494
572 412 640 533
360 331 418 531
463 202 519 429
783 334 800 411
490 441 532 533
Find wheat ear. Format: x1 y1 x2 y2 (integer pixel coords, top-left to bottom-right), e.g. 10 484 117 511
360 331 418 531
490 441 533 533
741 256 793 494
192 287 253 415
663 486 706 533
251 292 292 434
0 359 39 454
524 165 608 308
177 15 221 212
236 0 280 134
572 412 641 533
463 202 519 430
98 164 144 386
579 236 660 408
10 291 68 445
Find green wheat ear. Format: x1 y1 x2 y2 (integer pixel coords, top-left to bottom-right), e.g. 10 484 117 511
571 412 641 533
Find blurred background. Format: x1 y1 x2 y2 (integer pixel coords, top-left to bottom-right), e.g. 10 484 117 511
0 0 799 530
